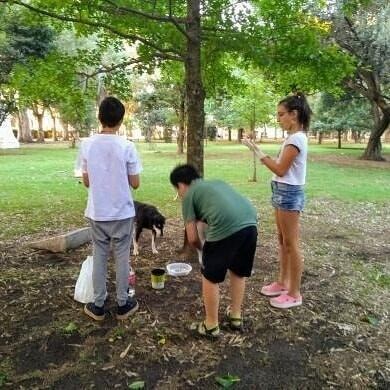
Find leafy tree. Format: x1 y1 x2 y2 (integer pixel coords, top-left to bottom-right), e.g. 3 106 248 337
246 0 355 95
9 51 92 142
311 92 373 148
206 69 277 181
0 0 355 175
206 69 277 140
0 7 54 126
331 0 390 160
133 90 171 144
230 72 276 138
156 63 186 152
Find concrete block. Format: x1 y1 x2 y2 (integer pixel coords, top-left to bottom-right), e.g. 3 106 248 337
30 227 91 252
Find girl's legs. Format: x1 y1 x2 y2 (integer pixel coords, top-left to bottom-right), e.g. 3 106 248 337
277 209 303 297
275 209 290 288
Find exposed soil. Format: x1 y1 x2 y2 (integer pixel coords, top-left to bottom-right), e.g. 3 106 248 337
0 200 389 389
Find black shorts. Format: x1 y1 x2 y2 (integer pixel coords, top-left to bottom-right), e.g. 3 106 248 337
201 226 258 283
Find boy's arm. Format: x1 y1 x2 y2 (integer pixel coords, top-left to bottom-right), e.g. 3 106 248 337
126 143 141 189
82 172 89 188
80 140 89 187
128 174 140 189
185 221 203 250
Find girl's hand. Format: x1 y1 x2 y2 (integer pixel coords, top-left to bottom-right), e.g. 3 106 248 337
242 138 268 160
241 137 255 152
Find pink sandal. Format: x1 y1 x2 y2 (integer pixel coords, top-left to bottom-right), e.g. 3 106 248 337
261 282 288 297
270 294 302 309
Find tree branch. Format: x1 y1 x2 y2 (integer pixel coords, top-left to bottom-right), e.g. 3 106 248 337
168 0 192 40
343 17 368 57
3 0 184 61
100 0 191 40
76 58 143 81
102 0 186 23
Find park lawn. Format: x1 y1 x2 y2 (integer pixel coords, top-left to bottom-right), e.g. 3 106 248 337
0 141 389 241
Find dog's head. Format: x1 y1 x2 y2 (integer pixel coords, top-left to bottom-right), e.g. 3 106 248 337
152 214 166 237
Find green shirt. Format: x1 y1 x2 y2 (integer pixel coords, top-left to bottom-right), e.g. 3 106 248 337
182 179 257 241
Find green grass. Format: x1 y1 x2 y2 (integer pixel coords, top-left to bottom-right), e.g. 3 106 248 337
0 141 389 240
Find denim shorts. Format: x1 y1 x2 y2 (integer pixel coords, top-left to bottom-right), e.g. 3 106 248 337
271 181 305 212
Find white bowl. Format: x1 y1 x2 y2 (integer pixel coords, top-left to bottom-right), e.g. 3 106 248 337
166 262 192 276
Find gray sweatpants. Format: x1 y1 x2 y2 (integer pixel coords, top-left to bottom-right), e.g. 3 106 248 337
89 218 134 307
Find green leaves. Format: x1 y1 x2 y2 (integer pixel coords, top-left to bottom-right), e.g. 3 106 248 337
311 92 373 133
361 315 379 326
215 374 241 388
128 381 145 389
0 372 7 387
63 321 78 335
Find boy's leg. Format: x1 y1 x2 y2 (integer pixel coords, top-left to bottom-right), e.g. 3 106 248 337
202 275 220 329
228 271 246 318
90 220 111 307
111 218 134 306
227 226 257 320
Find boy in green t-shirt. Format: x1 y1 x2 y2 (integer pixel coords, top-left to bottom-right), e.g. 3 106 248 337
170 164 258 338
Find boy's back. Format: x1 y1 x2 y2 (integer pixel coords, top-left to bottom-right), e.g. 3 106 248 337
82 96 141 322
81 134 141 221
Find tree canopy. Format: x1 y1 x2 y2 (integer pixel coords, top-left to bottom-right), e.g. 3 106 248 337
0 0 358 173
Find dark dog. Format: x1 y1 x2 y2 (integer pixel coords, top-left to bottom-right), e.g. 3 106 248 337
133 201 166 255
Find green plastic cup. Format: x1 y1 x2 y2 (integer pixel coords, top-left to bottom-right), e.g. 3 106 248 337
151 268 166 289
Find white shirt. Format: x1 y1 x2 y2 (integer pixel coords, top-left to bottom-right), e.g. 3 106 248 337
81 134 142 221
272 131 307 185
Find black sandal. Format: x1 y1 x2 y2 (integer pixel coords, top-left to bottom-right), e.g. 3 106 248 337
190 321 220 339
225 308 243 331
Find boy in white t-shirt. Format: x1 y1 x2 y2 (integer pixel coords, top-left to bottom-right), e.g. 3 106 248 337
81 96 142 321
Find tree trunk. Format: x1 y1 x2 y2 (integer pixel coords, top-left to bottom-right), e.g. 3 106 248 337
50 110 57 142
250 121 257 181
177 89 185 154
69 130 79 148
352 130 361 143
237 128 244 142
337 130 342 149
36 113 45 143
251 151 257 182
17 108 33 143
346 68 389 160
62 121 69 141
318 131 323 145
185 0 205 176
228 126 232 141
361 104 389 161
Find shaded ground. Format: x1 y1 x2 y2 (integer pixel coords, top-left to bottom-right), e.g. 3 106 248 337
0 200 389 389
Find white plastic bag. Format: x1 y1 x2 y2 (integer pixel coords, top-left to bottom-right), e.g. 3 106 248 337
74 256 94 303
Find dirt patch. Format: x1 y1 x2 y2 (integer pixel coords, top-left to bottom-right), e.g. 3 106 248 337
309 152 390 169
0 200 389 389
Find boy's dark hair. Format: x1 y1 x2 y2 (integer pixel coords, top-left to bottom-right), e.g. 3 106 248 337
170 164 201 188
98 96 125 128
279 92 312 131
